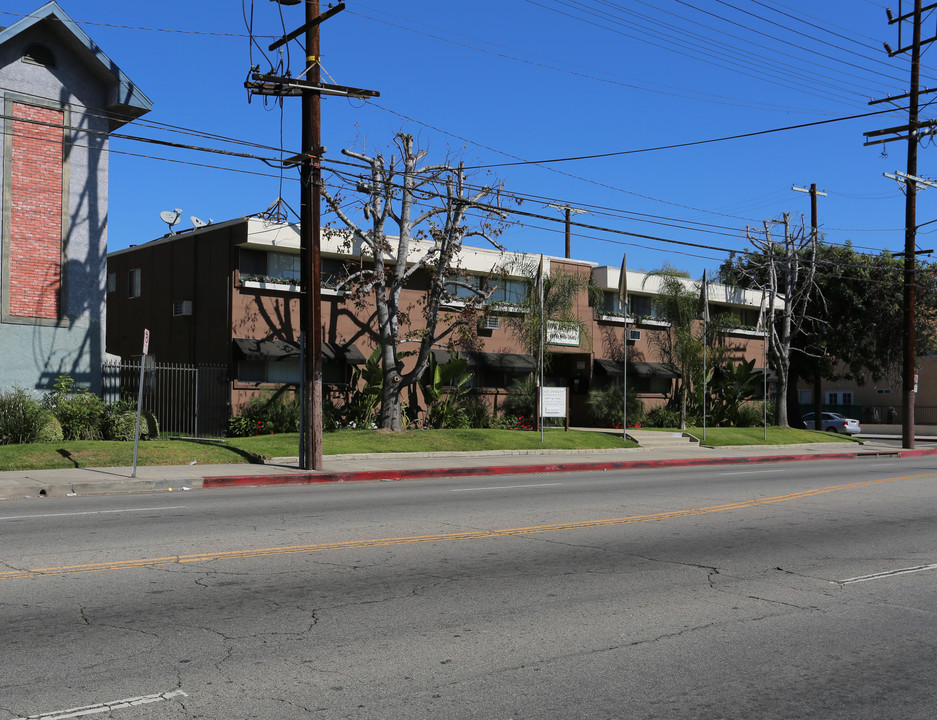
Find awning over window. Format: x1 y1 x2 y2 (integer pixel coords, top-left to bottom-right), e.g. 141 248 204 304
233 338 365 364
433 349 536 372
594 358 680 378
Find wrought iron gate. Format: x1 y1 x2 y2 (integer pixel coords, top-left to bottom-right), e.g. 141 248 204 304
102 360 229 437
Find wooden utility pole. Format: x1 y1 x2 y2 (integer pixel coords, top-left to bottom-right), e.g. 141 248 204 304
302 0 324 470
246 2 378 469
545 204 587 258
864 0 937 449
793 183 827 425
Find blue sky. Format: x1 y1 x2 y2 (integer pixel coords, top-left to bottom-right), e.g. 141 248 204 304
4 0 933 279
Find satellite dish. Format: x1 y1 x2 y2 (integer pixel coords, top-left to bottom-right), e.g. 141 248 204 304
191 216 207 229
159 209 182 234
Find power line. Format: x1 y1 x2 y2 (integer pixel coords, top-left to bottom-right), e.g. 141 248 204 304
0 9 262 38
458 107 907 169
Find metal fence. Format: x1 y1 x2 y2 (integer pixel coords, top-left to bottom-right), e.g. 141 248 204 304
102 360 229 437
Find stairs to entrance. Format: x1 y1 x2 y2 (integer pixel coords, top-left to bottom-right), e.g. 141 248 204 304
627 429 700 450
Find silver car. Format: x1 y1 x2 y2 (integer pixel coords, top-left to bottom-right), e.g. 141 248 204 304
803 411 861 435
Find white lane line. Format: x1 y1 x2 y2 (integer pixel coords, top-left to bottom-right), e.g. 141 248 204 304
0 507 185 521
26 690 188 719
718 469 788 476
451 483 563 492
835 562 937 585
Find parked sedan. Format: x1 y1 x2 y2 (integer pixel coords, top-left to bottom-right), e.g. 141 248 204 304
802 411 861 435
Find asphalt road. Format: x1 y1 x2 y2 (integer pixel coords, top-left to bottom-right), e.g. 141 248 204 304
3 456 937 719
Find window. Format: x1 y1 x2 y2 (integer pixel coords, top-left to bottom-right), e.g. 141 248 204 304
629 295 654 318
268 252 300 282
740 308 760 327
445 274 480 301
238 248 266 275
798 389 813 404
107 273 116 293
602 291 626 315
487 278 526 305
238 249 300 283
826 392 853 406
322 258 347 289
236 358 299 383
128 268 141 298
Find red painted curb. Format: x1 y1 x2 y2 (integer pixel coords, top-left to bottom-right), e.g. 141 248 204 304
202 447 931 489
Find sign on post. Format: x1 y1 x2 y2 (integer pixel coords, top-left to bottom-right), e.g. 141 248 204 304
132 328 149 478
540 386 569 432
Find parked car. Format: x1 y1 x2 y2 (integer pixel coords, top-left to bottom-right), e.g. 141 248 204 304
802 411 861 435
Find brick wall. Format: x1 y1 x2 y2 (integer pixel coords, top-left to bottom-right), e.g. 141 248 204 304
8 102 63 320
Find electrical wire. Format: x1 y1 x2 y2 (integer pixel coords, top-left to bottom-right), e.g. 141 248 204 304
456 107 907 169
346 6 836 116
522 0 895 103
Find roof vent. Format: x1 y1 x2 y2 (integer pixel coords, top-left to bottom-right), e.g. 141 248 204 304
22 44 55 67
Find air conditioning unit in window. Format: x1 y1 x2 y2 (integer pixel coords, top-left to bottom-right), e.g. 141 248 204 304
628 329 641 341
172 300 193 316
481 315 500 330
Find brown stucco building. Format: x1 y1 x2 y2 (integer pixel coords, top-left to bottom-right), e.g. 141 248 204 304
106 214 770 427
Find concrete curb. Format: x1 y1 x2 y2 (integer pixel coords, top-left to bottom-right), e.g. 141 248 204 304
204 446 937 489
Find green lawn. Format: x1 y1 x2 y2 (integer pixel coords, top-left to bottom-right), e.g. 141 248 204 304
0 426 857 472
678 426 861 446
232 427 635 458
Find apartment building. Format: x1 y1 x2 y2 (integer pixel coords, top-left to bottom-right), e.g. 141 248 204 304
106 214 770 426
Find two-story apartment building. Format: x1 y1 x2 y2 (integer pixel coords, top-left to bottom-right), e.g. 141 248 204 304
106 214 771 427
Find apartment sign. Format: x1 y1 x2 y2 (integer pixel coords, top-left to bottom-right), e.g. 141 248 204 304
547 321 580 347
541 387 567 418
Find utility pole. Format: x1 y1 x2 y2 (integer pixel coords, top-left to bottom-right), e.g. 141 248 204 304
246 2 378 469
864 0 937 449
303 0 324 471
545 203 587 258
792 183 827 426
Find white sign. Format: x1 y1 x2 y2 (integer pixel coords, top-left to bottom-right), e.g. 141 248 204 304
547 321 580 347
142 328 150 355
541 387 567 418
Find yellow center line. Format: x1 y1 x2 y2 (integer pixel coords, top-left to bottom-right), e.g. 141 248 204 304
2 473 932 581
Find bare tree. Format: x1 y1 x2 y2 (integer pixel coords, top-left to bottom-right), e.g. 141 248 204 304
744 213 819 428
321 133 507 431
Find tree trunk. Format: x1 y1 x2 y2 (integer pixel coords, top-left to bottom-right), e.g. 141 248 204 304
380 367 404 431
787 370 803 430
775 363 789 428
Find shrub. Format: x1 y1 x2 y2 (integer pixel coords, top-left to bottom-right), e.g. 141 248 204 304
502 376 536 419
645 406 681 428
104 411 139 441
492 414 534 431
45 375 105 441
735 402 765 428
227 393 299 437
0 387 48 445
463 394 492 429
38 413 64 443
585 384 643 428
142 410 160 440
102 400 138 441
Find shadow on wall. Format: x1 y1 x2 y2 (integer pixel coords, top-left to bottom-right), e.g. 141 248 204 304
29 106 106 392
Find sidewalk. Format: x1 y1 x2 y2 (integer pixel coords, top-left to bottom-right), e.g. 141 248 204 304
2 433 934 502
